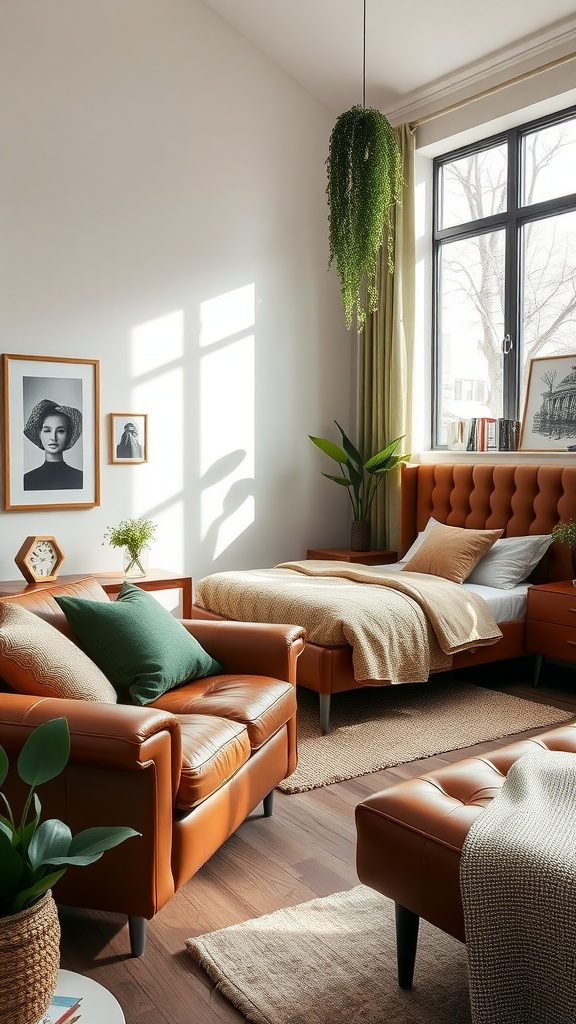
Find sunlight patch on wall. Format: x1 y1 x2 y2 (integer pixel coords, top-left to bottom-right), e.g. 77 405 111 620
131 310 184 374
200 284 255 347
129 313 185 569
200 285 255 559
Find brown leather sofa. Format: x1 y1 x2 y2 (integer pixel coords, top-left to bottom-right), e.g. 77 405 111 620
355 720 576 988
0 577 305 956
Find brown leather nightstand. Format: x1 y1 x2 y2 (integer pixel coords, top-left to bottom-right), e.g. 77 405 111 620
306 547 398 566
526 580 576 684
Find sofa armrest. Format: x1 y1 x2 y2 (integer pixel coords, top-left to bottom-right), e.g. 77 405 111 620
182 619 306 684
0 693 182 919
0 693 181 793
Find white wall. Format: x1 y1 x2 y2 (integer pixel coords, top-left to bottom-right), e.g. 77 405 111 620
0 0 354 585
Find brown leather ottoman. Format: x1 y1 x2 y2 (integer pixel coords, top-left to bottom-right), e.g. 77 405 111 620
355 720 576 988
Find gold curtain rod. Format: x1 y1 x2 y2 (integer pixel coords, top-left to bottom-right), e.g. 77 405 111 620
411 49 576 128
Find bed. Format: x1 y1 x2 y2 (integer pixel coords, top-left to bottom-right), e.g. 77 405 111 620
192 463 576 732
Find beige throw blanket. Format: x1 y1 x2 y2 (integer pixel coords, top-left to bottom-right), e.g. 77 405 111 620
195 560 501 683
461 749 576 1023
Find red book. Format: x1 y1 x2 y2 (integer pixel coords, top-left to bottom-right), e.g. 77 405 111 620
37 995 82 1024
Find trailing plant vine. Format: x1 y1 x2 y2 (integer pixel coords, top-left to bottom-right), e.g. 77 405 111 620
327 105 403 332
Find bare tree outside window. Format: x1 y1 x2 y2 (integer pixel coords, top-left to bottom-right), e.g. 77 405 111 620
434 107 576 447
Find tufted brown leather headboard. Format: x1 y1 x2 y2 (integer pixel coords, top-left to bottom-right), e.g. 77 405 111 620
400 463 576 582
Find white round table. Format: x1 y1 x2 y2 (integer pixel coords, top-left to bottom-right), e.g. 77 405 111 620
53 969 125 1023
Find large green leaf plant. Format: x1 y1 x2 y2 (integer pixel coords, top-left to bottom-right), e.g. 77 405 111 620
0 718 139 918
309 421 409 521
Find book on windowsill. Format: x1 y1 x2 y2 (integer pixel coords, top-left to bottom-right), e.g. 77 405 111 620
497 418 521 451
465 417 478 451
36 994 83 1024
465 417 497 452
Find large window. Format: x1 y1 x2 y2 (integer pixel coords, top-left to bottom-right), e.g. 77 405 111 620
433 105 576 447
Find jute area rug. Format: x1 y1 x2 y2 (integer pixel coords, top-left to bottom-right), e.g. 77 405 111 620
278 679 572 793
187 885 471 1024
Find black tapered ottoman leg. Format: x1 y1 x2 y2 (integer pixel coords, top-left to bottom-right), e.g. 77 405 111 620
395 903 420 989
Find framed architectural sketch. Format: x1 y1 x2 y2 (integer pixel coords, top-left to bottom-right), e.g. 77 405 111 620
110 413 148 464
3 353 100 511
519 354 576 451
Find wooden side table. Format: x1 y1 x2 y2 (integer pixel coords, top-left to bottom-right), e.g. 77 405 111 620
306 547 398 566
526 579 576 684
0 569 193 619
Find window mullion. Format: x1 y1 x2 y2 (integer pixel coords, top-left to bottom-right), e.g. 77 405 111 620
503 127 520 421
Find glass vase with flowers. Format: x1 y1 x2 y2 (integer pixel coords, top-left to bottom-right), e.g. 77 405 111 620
103 517 156 577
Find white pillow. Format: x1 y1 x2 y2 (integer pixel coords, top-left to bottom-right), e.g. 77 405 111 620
399 517 442 563
466 534 551 589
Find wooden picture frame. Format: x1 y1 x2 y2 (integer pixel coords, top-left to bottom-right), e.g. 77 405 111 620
109 413 148 464
3 353 100 510
519 353 576 451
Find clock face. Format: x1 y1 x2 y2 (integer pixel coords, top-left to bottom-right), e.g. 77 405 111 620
29 540 58 577
15 535 65 583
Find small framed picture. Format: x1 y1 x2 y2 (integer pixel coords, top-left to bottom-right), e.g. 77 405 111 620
3 353 100 511
519 354 576 451
109 413 148 464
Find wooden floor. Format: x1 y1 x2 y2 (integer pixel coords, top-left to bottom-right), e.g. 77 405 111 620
58 658 576 1024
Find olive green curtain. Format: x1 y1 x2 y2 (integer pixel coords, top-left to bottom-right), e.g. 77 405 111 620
358 124 415 552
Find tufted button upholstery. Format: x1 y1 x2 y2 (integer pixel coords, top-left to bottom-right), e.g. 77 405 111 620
356 721 576 952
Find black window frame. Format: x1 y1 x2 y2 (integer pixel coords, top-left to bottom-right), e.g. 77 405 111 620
432 102 576 448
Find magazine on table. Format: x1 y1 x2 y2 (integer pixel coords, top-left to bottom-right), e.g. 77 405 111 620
36 993 83 1024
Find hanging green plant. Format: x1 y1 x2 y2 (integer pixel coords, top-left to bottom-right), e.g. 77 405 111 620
327 105 403 332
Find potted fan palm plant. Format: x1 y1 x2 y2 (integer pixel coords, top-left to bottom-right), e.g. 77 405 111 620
309 421 409 550
0 718 139 1024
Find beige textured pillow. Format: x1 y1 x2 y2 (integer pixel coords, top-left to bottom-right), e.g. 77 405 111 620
401 523 503 584
0 601 117 702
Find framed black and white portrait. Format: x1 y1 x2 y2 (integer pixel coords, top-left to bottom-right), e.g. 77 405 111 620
110 413 148 464
3 353 100 510
519 354 576 451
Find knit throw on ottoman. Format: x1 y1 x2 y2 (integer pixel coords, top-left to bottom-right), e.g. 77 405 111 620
460 748 576 1024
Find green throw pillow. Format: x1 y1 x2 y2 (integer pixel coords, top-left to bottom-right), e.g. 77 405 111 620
55 582 222 706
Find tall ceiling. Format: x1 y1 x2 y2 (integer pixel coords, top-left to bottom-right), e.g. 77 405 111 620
201 0 576 123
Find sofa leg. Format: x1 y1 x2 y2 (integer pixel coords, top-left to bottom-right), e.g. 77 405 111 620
128 915 147 957
319 693 331 735
263 791 274 817
395 903 419 989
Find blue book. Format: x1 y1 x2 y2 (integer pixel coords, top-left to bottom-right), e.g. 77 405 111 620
37 993 82 1024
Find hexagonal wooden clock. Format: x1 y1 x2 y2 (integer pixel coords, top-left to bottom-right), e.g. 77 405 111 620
14 535 65 584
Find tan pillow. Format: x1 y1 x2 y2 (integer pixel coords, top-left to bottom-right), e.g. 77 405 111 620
0 601 117 702
401 523 503 584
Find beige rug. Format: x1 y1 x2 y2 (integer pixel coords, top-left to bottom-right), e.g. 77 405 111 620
278 680 573 793
187 885 471 1024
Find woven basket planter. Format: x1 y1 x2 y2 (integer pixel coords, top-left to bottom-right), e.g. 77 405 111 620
0 890 60 1024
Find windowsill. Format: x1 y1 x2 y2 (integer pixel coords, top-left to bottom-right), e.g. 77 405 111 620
417 450 576 464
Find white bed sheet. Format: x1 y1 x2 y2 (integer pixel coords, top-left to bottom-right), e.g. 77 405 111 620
371 562 529 623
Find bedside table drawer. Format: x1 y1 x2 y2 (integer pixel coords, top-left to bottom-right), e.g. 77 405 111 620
527 620 576 661
527 589 576 627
